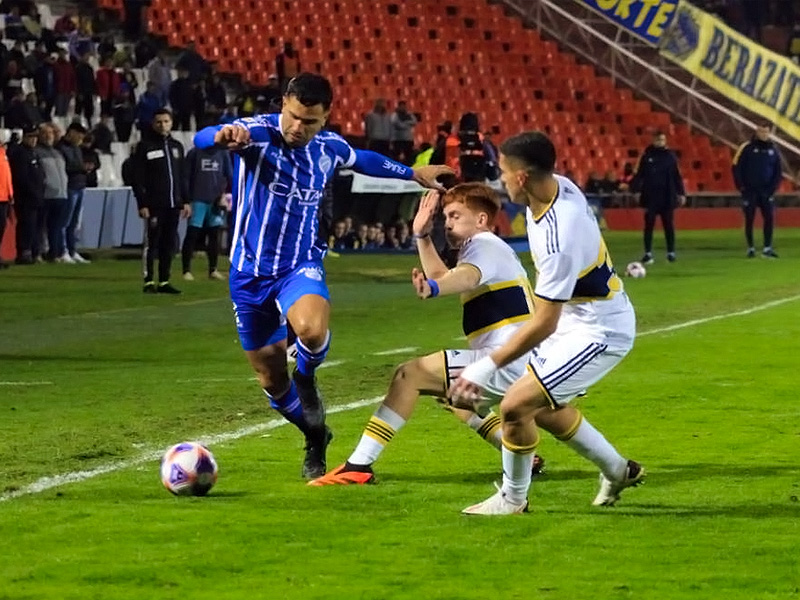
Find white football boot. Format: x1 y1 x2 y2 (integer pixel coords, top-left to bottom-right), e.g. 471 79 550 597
462 483 528 515
592 460 646 506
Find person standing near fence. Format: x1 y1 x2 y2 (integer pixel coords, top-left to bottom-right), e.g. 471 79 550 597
732 122 783 259
131 108 190 294
630 131 685 264
181 143 232 281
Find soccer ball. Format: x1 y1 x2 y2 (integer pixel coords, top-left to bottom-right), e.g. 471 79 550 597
160 442 218 496
625 261 647 278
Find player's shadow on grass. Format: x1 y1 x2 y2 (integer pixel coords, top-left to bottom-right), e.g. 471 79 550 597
379 469 596 485
655 463 798 481
600 503 800 519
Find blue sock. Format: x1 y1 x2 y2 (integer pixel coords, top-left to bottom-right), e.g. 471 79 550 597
295 331 331 377
265 382 309 434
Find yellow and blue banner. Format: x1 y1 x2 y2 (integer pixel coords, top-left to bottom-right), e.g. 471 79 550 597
577 0 679 45
660 1 800 140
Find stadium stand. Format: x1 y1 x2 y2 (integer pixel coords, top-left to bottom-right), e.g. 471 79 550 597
90 0 770 193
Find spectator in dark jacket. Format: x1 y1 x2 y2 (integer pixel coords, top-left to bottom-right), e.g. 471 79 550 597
81 133 101 188
21 92 44 128
169 68 193 131
113 93 136 143
75 52 95 125
33 53 57 120
175 41 207 83
136 80 164 132
57 122 90 263
8 127 44 263
131 108 190 293
205 72 227 119
91 116 114 154
631 131 685 264
732 122 783 258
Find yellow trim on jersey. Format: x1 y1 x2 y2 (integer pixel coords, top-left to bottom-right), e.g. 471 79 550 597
526 363 557 409
530 181 560 222
466 313 531 342
570 236 622 302
732 142 749 166
461 277 532 304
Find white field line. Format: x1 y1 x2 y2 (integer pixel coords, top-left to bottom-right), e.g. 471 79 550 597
0 381 54 386
637 294 800 337
0 396 382 503
373 346 419 356
4 293 798 503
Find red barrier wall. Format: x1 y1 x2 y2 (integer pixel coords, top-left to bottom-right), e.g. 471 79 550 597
604 208 800 230
0 211 13 261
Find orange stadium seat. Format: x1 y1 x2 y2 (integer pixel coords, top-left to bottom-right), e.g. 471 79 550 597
133 0 742 190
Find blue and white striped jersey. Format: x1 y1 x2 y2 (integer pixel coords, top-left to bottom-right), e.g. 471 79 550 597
227 114 357 277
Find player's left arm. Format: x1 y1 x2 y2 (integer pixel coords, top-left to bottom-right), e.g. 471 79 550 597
672 152 686 205
412 263 481 299
348 148 453 191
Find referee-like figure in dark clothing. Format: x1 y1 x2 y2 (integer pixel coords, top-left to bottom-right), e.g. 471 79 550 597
631 131 686 264
131 108 190 293
732 122 783 258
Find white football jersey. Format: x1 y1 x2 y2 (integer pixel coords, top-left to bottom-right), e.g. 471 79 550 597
525 175 635 349
457 231 533 350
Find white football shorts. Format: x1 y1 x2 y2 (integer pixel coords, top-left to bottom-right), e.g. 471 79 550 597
527 329 632 406
443 348 528 402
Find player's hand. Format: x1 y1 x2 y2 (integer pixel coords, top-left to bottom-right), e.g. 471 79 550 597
214 125 251 150
677 195 687 207
411 267 432 299
448 356 497 407
138 207 150 219
412 165 454 192
181 204 192 219
412 189 439 237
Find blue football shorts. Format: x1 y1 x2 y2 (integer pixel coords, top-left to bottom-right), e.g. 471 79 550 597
189 201 226 228
229 261 330 351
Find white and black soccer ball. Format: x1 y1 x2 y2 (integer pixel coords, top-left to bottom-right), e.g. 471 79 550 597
160 442 218 496
625 261 647 278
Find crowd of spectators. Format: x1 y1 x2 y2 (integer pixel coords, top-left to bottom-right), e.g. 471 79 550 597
328 217 415 253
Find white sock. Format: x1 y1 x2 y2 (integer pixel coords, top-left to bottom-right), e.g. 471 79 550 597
564 418 627 481
501 444 534 504
466 412 503 450
348 405 406 466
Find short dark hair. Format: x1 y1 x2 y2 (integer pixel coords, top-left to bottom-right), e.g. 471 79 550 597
499 131 556 179
154 108 173 118
653 130 666 138
66 122 87 134
285 73 333 110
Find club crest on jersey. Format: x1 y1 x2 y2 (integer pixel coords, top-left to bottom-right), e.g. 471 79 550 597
267 182 323 205
318 154 332 173
298 266 324 281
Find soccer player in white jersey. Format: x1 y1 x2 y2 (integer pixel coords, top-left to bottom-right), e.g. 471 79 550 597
307 182 537 485
194 74 451 479
450 131 645 515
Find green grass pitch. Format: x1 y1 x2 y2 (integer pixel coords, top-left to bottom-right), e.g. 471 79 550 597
1 229 799 599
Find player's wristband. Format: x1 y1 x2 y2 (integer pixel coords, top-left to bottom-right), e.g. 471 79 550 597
428 279 440 298
412 233 430 240
460 356 498 389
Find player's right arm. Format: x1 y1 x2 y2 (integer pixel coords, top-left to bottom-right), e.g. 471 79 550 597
194 117 271 150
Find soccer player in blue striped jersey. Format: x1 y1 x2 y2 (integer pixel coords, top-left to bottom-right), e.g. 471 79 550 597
194 73 452 479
